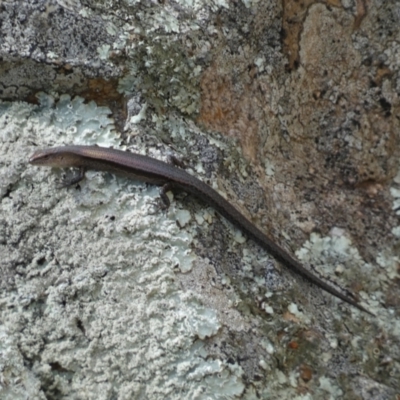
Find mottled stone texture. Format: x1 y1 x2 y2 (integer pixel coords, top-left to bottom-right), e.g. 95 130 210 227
1 0 399 399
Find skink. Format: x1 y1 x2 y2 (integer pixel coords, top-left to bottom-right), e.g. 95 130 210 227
29 145 373 315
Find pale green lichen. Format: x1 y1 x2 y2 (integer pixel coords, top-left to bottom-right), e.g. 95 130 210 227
0 95 247 399
376 253 400 280
35 93 119 147
392 226 400 238
240 0 261 9
97 44 111 60
318 376 343 399
296 232 364 267
391 187 400 214
295 231 379 310
264 158 276 176
130 102 147 124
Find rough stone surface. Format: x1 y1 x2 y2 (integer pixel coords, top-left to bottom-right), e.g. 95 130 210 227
0 0 399 399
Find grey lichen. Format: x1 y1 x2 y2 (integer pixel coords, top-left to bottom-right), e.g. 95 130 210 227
1 0 400 398
0 96 246 399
